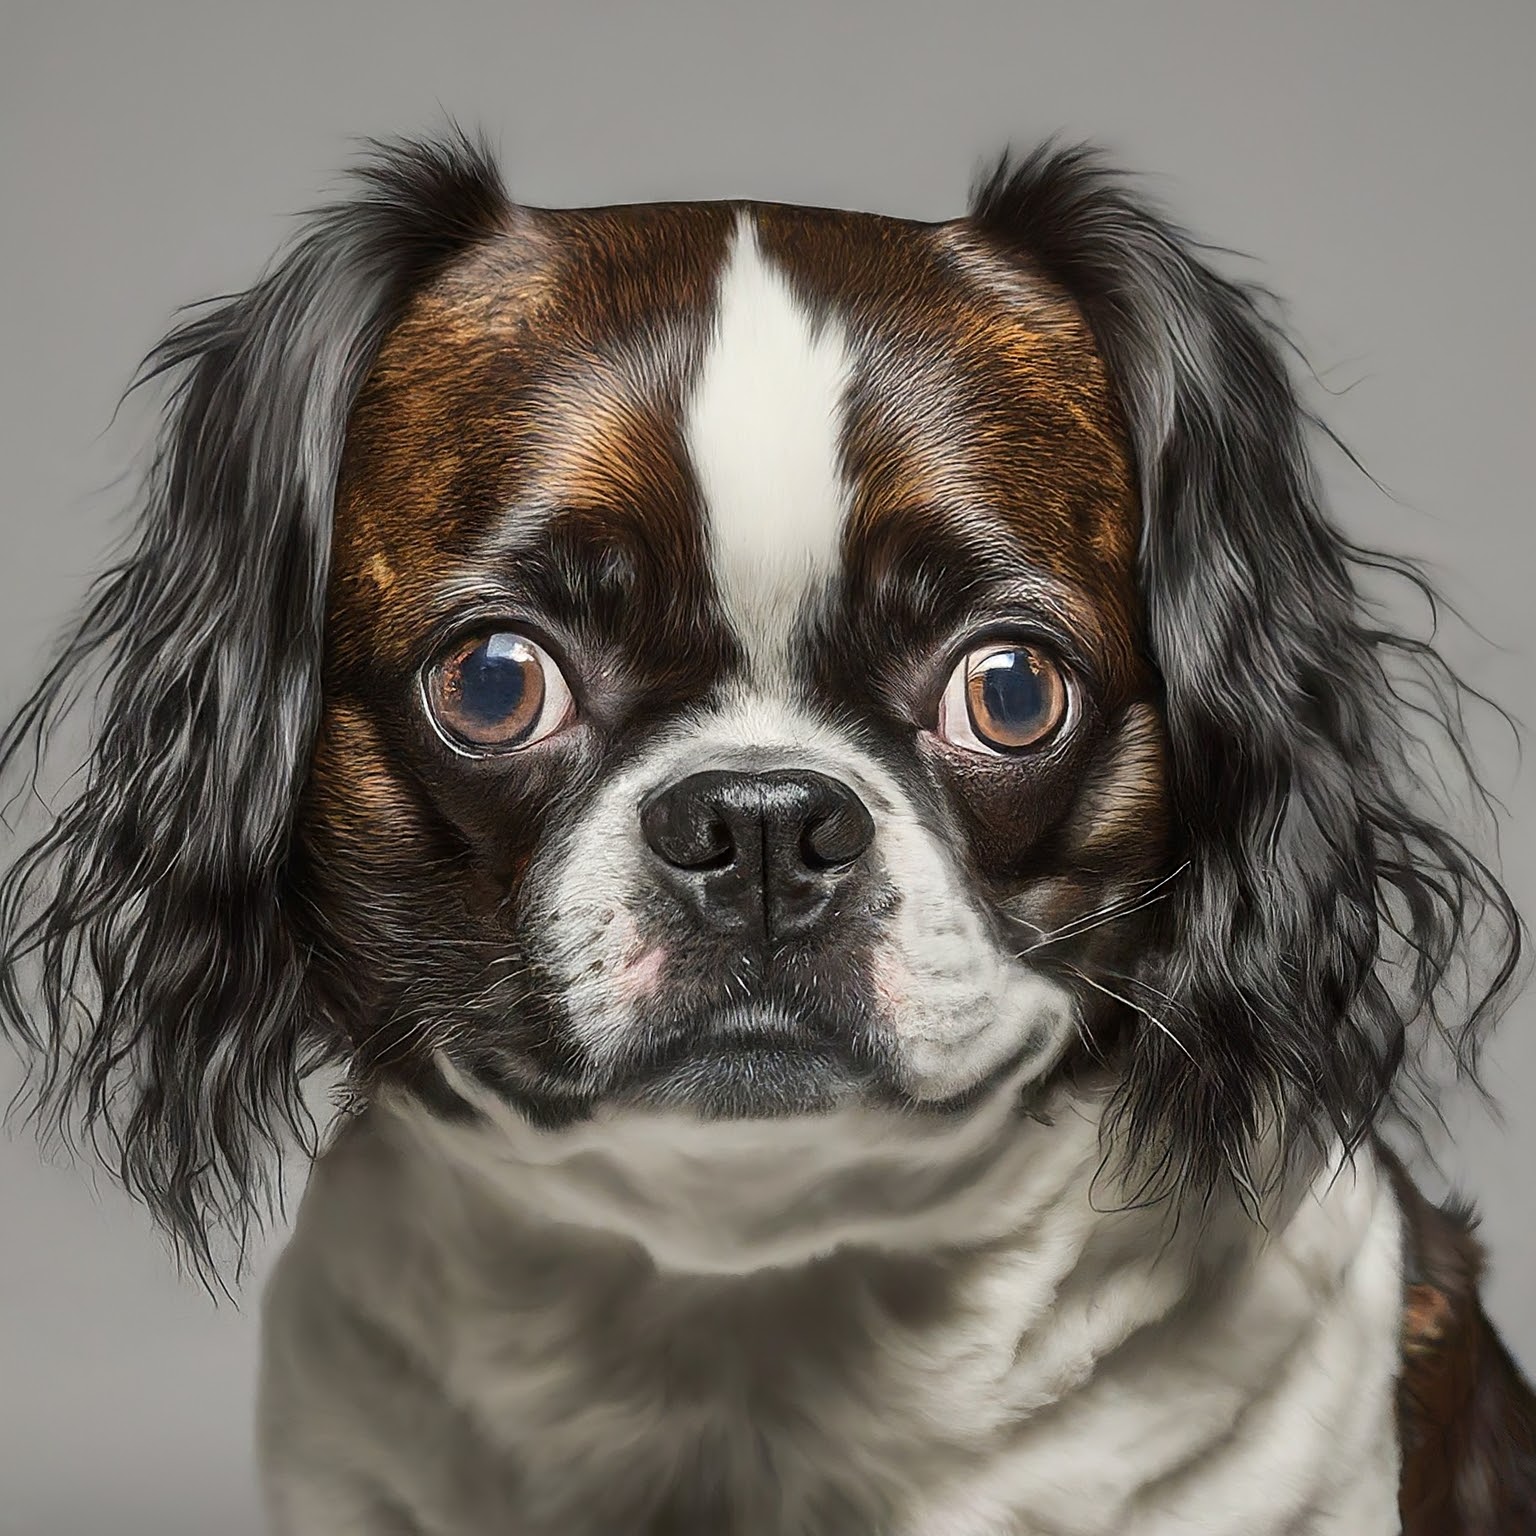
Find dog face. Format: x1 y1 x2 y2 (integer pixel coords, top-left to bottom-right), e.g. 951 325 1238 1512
305 202 1161 1128
0 133 1515 1268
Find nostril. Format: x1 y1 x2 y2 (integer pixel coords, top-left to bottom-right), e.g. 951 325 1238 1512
801 798 875 870
640 786 736 870
676 824 736 870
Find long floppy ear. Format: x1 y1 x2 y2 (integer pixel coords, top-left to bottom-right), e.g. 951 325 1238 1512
0 128 511 1272
970 144 1523 1198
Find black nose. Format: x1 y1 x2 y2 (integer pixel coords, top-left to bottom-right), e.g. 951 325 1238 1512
640 769 875 942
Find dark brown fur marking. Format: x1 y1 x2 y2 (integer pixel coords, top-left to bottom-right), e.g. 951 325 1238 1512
1382 1149 1536 1533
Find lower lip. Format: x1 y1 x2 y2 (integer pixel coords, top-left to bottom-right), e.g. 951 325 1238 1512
623 1038 853 1118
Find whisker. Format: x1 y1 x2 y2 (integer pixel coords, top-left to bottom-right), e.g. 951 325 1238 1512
1060 961 1199 1067
1091 967 1193 1018
1018 863 1190 954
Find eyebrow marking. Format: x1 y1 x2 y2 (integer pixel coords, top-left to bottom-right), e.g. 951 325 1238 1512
684 212 854 681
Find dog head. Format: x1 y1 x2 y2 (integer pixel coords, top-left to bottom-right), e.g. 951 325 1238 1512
311 178 1156 1129
0 131 1517 1269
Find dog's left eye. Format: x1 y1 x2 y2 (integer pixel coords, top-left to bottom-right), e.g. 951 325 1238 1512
936 642 1069 755
424 631 575 752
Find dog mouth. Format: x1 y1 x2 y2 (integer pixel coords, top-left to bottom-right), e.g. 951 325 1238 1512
621 1038 852 1117
609 1005 881 1118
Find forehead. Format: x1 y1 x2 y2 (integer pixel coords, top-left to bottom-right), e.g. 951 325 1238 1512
330 198 1138 671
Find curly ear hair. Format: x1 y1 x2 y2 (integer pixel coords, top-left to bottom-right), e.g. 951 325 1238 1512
0 128 512 1274
970 143 1523 1200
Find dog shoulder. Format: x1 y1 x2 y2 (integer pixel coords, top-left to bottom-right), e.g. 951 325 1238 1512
1380 1147 1536 1534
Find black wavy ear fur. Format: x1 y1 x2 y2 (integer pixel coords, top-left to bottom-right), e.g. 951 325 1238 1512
0 128 511 1275
970 144 1523 1202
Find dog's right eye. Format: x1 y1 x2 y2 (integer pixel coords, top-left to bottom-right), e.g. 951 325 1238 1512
423 631 575 752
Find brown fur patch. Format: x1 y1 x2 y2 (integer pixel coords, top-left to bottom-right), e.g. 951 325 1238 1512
753 209 1142 684
1381 1148 1536 1533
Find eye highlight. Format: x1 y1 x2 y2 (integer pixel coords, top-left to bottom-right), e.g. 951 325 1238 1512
424 631 575 752
936 642 1070 755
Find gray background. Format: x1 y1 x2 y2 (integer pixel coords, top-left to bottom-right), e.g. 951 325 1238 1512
1 2 1531 1532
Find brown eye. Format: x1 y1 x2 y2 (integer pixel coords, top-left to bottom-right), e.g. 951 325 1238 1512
425 631 574 751
936 643 1069 754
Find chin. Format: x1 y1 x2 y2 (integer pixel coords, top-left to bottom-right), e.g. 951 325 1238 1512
4 128 1532 1536
617 1019 864 1118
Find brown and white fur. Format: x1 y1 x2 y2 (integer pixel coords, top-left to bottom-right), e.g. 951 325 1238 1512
2 131 1531 1534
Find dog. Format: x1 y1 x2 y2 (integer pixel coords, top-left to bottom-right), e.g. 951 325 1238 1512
2 129 1533 1535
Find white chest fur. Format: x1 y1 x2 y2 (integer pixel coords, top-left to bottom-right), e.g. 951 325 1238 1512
897 1147 1405 1534
259 1088 1404 1536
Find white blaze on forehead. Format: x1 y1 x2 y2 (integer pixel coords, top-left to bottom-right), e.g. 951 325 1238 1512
684 212 854 674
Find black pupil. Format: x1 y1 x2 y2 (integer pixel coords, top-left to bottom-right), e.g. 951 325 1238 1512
978 652 1047 735
459 635 529 726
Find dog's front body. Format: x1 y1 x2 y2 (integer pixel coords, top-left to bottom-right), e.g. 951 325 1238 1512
2 133 1532 1534
262 1077 1408 1535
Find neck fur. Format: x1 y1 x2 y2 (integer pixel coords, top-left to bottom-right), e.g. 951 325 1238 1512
355 1069 1405 1533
